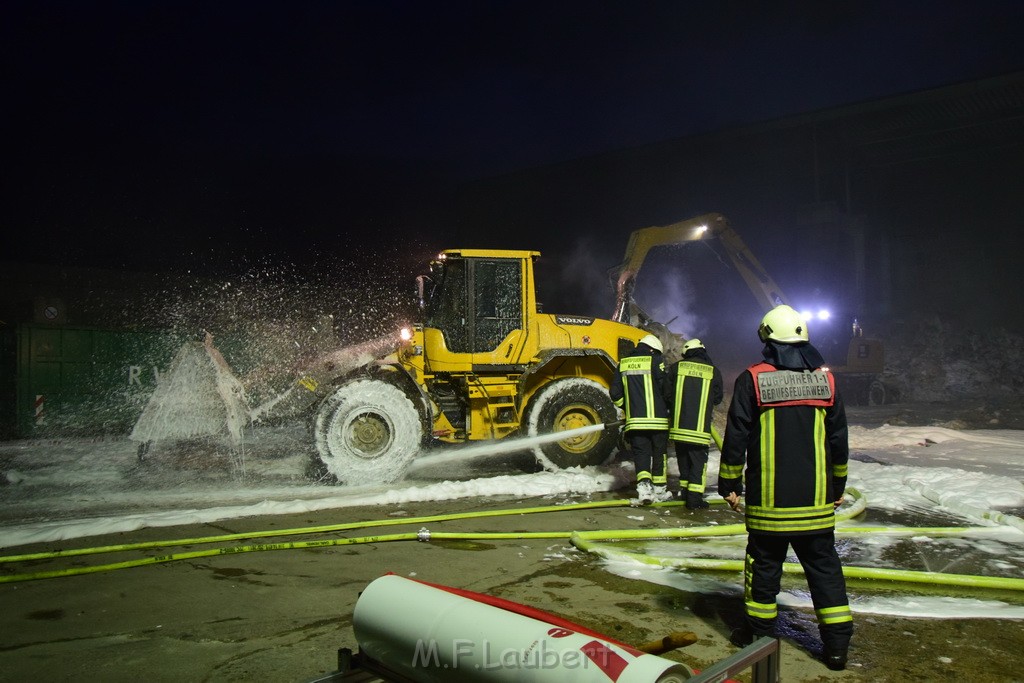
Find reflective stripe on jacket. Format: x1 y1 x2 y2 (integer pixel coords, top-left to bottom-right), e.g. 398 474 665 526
666 359 721 444
719 361 849 536
609 347 669 432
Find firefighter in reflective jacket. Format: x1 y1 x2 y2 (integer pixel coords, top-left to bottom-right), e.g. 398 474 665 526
664 338 723 509
718 305 853 671
610 334 671 505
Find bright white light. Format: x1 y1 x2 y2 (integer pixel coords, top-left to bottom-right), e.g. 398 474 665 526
697 224 708 234
818 310 831 320
800 310 813 321
400 327 413 341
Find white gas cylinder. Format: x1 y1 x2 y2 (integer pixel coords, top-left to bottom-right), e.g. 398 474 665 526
352 574 691 682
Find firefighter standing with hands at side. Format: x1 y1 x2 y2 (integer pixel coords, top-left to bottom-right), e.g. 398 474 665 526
718 305 853 671
664 338 723 509
610 334 672 505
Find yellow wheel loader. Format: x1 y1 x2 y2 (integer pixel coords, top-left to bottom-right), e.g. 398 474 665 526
133 249 651 484
306 249 649 484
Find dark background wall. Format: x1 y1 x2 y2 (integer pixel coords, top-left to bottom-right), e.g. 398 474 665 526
423 72 1024 342
3 72 1022 383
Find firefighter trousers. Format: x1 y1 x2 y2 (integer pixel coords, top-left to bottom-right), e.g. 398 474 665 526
743 531 853 651
672 443 709 496
627 430 668 485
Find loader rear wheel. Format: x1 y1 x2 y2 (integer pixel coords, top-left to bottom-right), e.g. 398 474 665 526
525 378 618 471
867 379 887 406
313 379 422 485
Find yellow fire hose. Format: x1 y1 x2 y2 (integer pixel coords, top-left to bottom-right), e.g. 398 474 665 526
570 489 1024 592
0 499 673 582
0 498 648 564
2 487 1023 596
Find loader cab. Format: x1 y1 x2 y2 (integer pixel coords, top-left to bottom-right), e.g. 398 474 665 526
421 250 538 367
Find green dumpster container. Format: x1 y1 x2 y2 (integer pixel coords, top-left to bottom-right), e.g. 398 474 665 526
0 327 16 439
15 324 184 437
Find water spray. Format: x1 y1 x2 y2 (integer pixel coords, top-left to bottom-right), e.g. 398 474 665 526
407 422 613 473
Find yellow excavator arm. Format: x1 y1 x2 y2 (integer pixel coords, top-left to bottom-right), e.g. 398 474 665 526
610 211 887 401
611 212 789 323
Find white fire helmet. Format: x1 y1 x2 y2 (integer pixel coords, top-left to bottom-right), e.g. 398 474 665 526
758 305 810 343
682 338 705 353
639 334 664 352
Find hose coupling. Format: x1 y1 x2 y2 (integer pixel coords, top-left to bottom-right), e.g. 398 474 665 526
417 527 431 542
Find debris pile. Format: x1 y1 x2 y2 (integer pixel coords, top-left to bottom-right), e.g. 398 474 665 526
882 317 1024 402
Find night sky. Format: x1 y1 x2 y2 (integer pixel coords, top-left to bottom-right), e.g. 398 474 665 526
5 1 1024 274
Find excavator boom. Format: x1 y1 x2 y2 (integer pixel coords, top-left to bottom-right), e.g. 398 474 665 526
610 212 888 403
612 212 788 322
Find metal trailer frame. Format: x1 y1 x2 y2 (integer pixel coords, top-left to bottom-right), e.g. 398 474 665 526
309 637 781 683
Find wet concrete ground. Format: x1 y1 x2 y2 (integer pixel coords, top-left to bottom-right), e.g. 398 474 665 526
1 402 1023 682
1 493 1022 682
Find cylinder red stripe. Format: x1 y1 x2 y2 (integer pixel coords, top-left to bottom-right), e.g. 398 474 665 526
409 575 642 655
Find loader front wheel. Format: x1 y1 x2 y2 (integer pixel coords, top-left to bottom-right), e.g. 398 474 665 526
525 378 618 471
313 379 423 485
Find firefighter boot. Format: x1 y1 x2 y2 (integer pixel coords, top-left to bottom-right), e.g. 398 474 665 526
823 646 848 671
653 484 674 503
729 626 753 648
686 491 709 509
636 479 655 506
